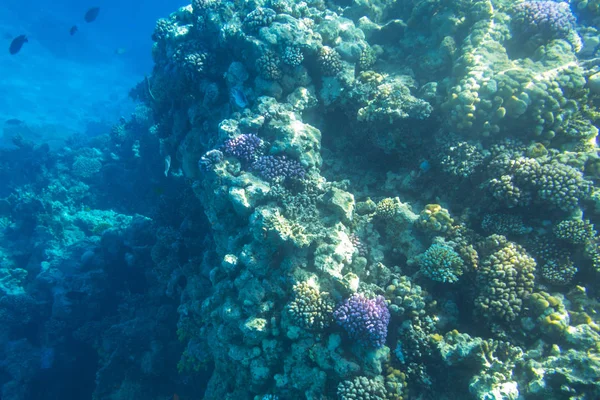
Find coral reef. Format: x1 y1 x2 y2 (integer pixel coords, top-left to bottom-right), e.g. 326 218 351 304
334 293 390 348
6 0 600 398
132 0 600 395
511 1 577 42
476 236 537 323
337 375 387 399
286 281 335 331
417 240 465 283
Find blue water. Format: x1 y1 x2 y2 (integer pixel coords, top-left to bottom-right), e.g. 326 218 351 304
1 0 185 136
0 2 198 399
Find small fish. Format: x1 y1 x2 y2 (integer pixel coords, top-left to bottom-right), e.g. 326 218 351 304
70 25 78 35
9 35 27 55
164 155 171 177
114 47 127 55
5 118 24 125
84 7 100 23
173 395 179 400
230 86 248 108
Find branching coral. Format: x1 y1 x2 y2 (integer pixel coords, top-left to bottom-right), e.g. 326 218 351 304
481 213 531 236
251 155 306 182
337 376 388 400
223 133 265 164
72 156 102 178
334 293 390 348
418 241 465 283
476 236 536 323
243 7 276 32
286 281 334 331
484 154 592 211
317 46 343 76
553 218 597 244
511 1 577 41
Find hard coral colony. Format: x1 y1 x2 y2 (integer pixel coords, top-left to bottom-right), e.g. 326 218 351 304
5 0 600 399
143 0 600 397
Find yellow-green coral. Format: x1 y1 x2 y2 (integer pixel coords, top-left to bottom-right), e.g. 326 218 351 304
260 207 312 248
376 197 402 220
526 142 548 158
554 218 597 244
476 238 536 322
416 204 455 234
286 281 334 331
383 362 407 400
528 292 570 338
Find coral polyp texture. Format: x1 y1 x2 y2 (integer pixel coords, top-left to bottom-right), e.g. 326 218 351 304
8 0 600 399
476 236 537 322
337 375 388 400
286 282 335 331
418 241 465 283
511 1 576 41
251 155 306 182
333 293 390 348
223 133 264 164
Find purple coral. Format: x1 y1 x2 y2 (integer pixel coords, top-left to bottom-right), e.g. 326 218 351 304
251 155 306 182
512 1 576 40
334 293 390 348
223 133 264 163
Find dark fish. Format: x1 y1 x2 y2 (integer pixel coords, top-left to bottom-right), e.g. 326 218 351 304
84 7 100 23
70 25 78 35
9 35 27 55
5 118 24 125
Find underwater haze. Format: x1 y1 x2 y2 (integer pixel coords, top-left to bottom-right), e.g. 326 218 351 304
1 0 186 142
2 0 600 399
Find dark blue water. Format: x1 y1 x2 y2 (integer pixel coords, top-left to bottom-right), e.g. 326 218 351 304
0 2 208 399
